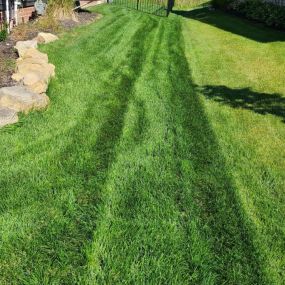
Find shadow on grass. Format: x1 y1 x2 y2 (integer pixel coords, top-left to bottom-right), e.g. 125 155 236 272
167 16 268 284
4 15 157 284
198 85 285 123
55 18 157 282
173 8 285 43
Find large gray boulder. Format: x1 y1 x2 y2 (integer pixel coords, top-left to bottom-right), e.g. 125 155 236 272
0 107 19 127
0 86 49 113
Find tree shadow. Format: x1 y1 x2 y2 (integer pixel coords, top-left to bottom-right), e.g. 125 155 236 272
172 8 285 43
198 85 285 123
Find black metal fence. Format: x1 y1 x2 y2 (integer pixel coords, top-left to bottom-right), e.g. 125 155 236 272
108 0 172 16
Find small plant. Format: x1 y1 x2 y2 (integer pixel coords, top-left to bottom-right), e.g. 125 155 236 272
0 24 8 42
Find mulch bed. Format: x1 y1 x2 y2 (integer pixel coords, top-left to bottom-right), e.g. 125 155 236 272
0 39 18 88
60 10 98 30
0 11 99 88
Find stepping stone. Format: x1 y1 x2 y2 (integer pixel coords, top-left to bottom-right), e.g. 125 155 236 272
0 86 49 113
0 107 18 128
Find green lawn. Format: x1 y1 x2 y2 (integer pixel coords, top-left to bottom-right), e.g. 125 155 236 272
0 5 284 284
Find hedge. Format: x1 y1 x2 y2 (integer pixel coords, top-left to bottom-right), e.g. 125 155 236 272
212 0 285 30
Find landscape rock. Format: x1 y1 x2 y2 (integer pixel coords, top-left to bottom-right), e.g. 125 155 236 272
11 73 23 82
2 33 56 128
0 86 49 113
26 80 48 94
12 47 55 95
15 40 38 57
23 72 44 86
22 48 48 63
0 107 19 127
16 57 48 66
17 60 55 81
16 57 47 66
36 33 59 44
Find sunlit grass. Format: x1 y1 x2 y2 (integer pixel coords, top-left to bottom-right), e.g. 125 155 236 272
174 0 210 9
0 5 284 284
180 7 285 284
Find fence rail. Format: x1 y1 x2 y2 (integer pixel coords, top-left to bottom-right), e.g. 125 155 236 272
109 0 169 16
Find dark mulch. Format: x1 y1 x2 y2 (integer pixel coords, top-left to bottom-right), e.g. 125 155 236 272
0 11 100 88
60 10 99 30
0 39 18 88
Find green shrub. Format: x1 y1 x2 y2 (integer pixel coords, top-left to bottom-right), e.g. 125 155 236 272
0 26 8 42
213 0 285 30
212 0 233 9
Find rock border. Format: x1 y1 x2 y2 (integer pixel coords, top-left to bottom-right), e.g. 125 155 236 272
0 33 58 128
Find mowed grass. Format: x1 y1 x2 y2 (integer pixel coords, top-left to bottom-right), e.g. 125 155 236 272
178 7 285 285
0 4 284 284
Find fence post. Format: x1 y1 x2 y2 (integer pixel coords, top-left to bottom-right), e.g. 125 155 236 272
167 0 174 15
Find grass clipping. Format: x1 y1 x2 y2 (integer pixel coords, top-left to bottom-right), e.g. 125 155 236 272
46 0 77 21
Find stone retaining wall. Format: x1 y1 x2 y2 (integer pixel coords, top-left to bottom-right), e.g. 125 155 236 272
0 32 59 128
